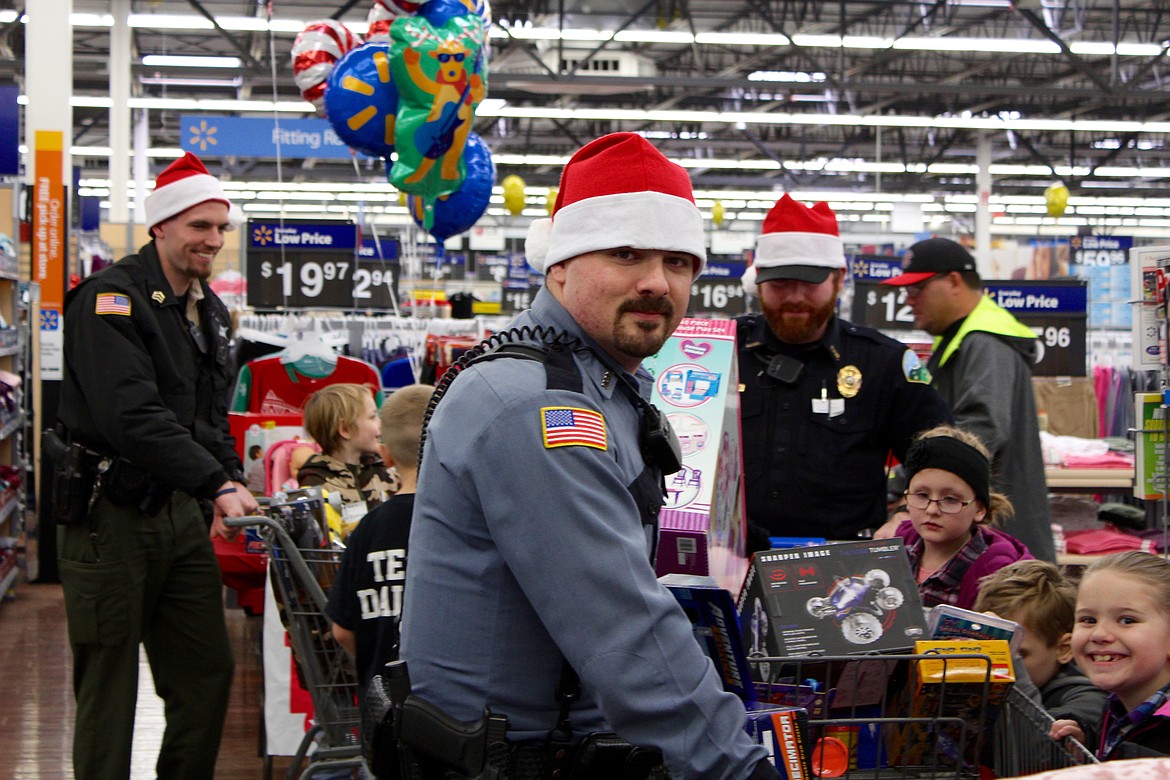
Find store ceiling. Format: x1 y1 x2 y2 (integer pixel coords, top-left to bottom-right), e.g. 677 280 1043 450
11 0 1170 230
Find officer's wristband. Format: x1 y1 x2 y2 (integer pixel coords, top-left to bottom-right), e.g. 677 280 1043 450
213 486 238 499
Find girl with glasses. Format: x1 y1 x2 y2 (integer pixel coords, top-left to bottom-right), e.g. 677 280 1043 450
891 425 1033 609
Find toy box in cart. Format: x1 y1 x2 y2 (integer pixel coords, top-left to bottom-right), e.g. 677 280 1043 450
888 639 1016 767
737 540 927 660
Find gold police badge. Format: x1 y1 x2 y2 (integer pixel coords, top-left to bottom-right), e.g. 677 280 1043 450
837 365 862 398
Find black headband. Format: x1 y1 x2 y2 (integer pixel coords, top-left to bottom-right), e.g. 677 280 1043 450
904 436 990 509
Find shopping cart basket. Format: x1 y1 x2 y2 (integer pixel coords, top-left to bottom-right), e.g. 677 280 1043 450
226 488 367 780
749 651 1096 779
992 686 1098 777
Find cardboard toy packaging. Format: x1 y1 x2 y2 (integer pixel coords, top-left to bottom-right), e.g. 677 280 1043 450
662 574 755 702
644 318 748 594
743 704 811 780
737 539 927 660
887 639 1016 768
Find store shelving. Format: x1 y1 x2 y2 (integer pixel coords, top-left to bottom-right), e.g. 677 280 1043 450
0 182 25 604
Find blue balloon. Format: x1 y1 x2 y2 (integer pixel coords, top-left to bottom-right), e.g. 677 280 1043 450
420 0 470 27
405 131 495 241
324 43 399 159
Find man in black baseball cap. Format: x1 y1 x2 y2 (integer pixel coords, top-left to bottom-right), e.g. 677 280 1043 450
879 237 1055 562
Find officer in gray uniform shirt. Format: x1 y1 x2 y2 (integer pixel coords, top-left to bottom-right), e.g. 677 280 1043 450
400 133 779 780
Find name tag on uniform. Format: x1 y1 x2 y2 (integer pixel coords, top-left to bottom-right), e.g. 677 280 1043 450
812 397 845 417
342 501 368 526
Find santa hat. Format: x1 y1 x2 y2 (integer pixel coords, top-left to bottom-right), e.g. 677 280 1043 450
741 194 844 295
525 133 706 275
145 152 241 231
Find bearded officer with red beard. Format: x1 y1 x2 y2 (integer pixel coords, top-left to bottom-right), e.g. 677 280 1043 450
736 195 951 552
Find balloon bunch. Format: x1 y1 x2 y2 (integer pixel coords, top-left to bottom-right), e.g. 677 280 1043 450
291 0 494 240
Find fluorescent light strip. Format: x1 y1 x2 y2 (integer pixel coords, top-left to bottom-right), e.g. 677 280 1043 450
38 10 1161 60
142 55 243 68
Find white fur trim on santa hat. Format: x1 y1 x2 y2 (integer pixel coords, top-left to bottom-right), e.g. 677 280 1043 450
525 190 706 275
145 173 237 231
741 263 759 296
755 231 845 271
524 217 553 272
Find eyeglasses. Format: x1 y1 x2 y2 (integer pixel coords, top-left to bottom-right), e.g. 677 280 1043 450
437 52 466 63
905 274 943 296
904 490 976 514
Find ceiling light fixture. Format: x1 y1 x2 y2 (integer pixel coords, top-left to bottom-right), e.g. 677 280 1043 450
141 55 243 69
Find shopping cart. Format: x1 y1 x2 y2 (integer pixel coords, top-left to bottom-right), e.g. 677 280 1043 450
226 488 367 780
992 686 1098 777
748 652 1098 779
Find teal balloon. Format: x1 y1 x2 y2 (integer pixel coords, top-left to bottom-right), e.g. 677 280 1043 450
405 132 494 241
324 43 399 158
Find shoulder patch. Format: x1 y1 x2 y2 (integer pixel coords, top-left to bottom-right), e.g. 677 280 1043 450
541 406 607 451
902 349 932 384
95 293 132 316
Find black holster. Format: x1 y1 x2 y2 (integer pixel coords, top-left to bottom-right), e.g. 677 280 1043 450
102 458 173 516
44 427 104 526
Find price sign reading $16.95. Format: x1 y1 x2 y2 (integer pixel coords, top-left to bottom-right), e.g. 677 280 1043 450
690 278 747 316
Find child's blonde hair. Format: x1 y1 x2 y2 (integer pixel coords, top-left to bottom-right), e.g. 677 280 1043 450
911 425 1014 526
379 384 434 470
303 383 373 455
974 560 1075 646
1081 551 1170 620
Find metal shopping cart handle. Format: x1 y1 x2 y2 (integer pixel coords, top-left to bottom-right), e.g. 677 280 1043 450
222 514 271 529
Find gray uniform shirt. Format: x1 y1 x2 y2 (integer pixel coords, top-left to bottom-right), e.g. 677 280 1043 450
399 287 769 780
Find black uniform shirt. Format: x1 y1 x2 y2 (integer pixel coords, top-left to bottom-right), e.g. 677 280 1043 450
735 314 952 543
58 241 243 499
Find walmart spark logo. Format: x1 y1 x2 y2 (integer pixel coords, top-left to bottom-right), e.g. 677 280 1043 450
187 119 219 152
853 259 869 278
253 225 274 246
339 49 395 147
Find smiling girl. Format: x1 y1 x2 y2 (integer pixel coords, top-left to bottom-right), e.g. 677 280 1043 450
892 425 1032 609
1050 551 1170 759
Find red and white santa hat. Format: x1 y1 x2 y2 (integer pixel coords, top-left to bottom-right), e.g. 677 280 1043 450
525 133 706 275
145 152 242 232
741 194 845 295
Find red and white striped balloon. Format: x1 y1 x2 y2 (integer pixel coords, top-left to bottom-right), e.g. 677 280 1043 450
365 0 425 45
291 19 361 116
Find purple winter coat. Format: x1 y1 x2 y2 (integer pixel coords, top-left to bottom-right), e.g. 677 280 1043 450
895 520 1034 609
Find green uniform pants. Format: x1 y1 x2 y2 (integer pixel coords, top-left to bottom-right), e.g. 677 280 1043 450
59 491 234 780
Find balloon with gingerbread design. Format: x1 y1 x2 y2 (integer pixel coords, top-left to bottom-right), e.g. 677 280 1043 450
388 12 486 229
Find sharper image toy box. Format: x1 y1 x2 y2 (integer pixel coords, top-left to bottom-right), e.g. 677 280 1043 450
736 540 927 660
644 318 748 594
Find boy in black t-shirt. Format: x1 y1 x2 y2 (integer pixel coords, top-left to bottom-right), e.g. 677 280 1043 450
326 384 434 688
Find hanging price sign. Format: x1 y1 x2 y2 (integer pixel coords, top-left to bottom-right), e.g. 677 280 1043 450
246 220 398 309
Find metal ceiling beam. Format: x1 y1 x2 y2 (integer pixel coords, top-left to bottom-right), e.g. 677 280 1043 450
185 0 261 70
1014 6 1112 95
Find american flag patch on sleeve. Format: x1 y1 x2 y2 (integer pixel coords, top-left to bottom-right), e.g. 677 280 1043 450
95 293 132 316
541 406 607 451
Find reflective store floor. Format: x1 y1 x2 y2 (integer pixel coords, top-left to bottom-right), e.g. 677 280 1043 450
0 582 297 779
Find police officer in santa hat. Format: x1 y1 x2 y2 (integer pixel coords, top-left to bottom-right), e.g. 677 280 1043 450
56 151 259 780
401 132 780 779
736 195 951 550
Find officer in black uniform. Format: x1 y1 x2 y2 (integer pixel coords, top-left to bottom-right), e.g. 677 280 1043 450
736 195 951 551
56 152 259 780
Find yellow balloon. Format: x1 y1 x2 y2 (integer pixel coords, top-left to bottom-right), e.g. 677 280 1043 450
1045 182 1070 218
712 200 725 227
502 174 526 217
546 187 558 215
